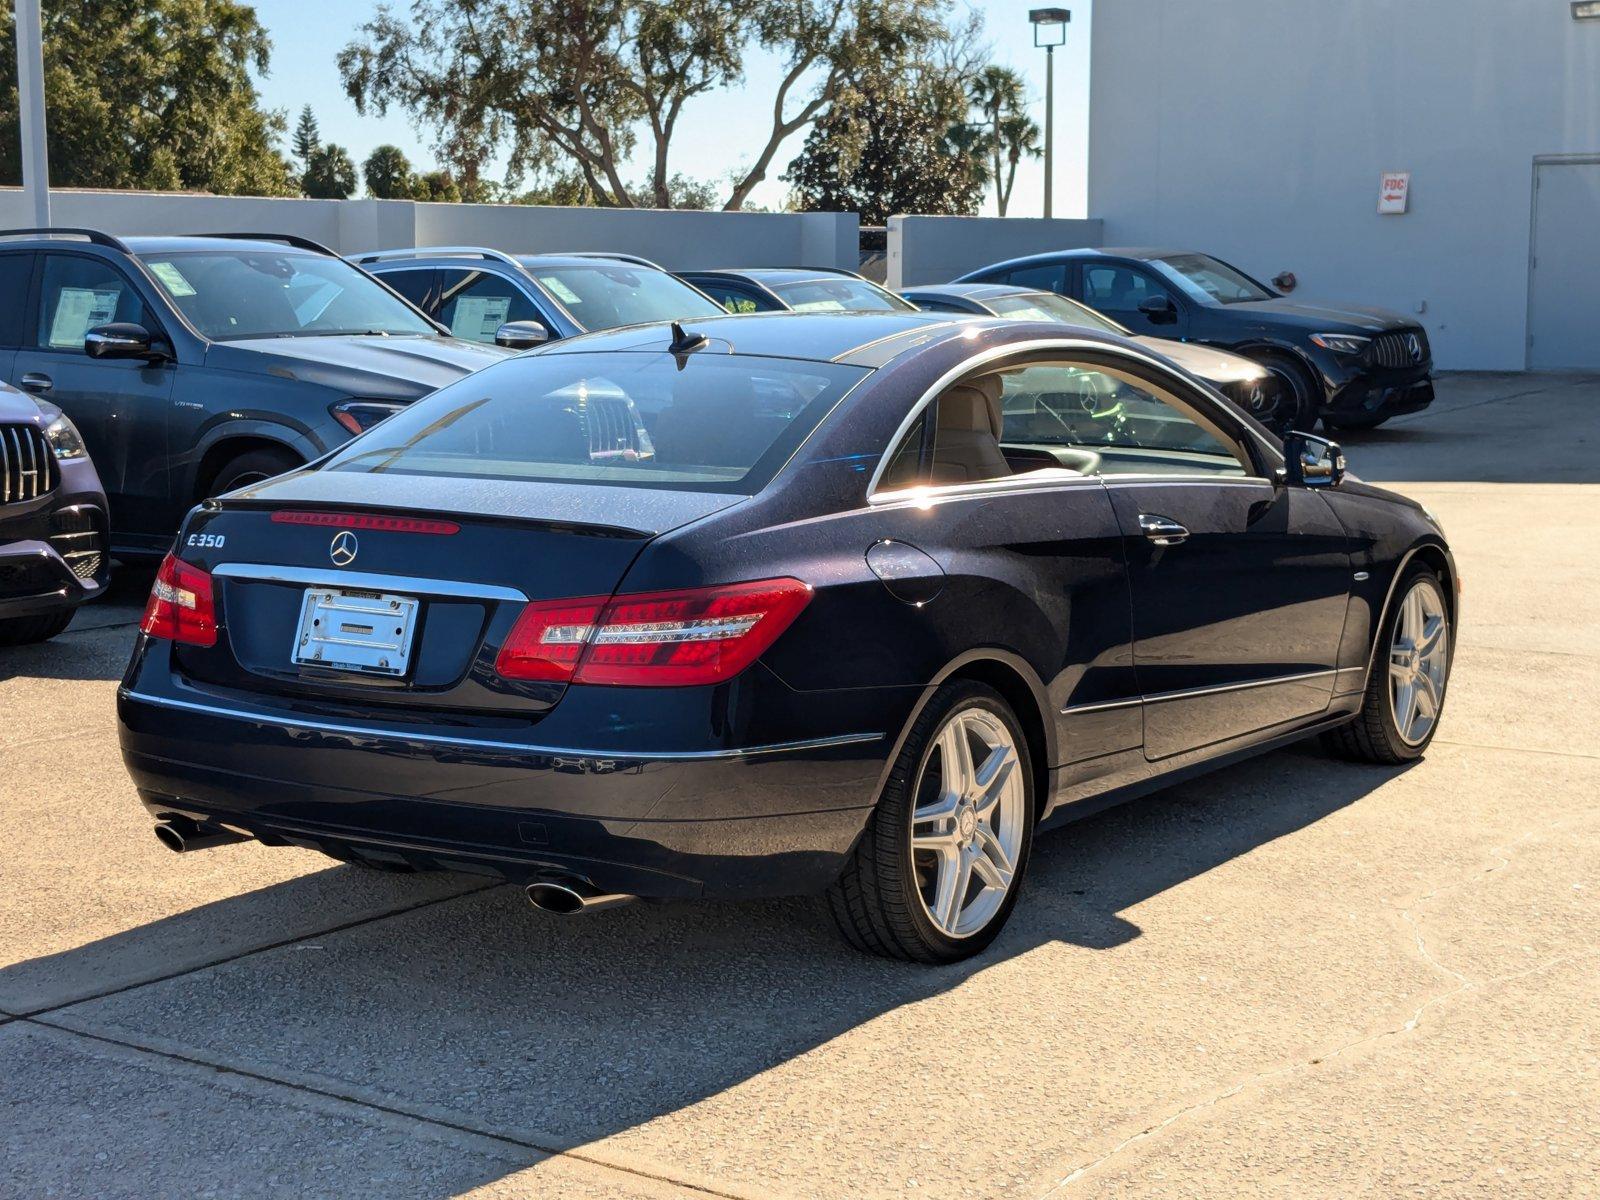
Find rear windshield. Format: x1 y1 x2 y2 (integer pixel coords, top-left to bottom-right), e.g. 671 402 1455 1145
770 278 915 313
519 262 723 330
986 292 1129 335
322 351 869 494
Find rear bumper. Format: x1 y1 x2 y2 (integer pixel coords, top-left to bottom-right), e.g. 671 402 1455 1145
118 683 890 900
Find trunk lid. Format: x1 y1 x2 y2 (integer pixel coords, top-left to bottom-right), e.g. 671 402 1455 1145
171 474 743 716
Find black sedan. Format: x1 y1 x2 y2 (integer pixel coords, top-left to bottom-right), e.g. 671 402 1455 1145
118 313 1457 962
956 248 1435 431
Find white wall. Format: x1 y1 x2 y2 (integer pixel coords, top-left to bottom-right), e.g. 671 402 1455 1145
1088 1 1600 370
0 190 860 270
886 215 1105 288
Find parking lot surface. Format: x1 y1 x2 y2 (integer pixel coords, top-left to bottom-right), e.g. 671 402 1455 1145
3 373 1596 1199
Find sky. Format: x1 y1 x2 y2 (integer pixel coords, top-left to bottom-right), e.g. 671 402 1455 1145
246 0 1093 217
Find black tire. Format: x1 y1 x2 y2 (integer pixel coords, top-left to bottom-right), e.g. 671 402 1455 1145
1255 351 1321 436
1323 564 1451 765
209 447 300 497
0 609 75 646
827 681 1035 964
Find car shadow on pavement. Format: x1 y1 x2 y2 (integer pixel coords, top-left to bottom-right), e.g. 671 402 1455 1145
1 743 1413 1196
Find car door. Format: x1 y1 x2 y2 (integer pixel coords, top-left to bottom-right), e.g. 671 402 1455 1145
1079 262 1189 338
434 268 553 342
1068 360 1350 759
0 252 37 382
13 252 177 541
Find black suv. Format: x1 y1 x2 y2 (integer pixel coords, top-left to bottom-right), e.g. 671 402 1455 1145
957 248 1434 431
354 248 724 345
0 229 509 555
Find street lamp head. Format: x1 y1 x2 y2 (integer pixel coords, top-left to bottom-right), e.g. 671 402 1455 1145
1030 7 1071 46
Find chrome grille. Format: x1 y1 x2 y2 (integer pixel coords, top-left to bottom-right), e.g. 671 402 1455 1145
50 508 105 581
1372 329 1430 369
0 423 57 504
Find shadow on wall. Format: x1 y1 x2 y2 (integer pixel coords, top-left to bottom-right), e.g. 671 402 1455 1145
1 743 1412 1196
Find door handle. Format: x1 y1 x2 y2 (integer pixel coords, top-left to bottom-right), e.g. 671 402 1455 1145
1138 513 1189 546
19 372 52 394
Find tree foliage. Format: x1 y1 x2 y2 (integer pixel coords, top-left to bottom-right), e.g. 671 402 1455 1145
303 143 357 199
0 0 295 195
969 66 1039 217
292 105 321 171
339 0 960 211
362 143 413 198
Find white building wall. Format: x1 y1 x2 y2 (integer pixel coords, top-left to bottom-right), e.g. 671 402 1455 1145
1088 1 1600 370
886 216 1104 288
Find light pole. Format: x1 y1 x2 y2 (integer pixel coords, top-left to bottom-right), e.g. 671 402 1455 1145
14 0 50 225
1029 8 1070 220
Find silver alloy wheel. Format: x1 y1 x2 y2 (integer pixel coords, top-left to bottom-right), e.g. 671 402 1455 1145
910 707 1027 938
1389 576 1450 745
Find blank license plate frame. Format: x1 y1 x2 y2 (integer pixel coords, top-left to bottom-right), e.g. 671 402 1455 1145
292 587 419 676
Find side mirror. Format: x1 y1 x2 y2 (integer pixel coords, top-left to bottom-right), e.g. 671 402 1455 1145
494 320 551 350
1137 294 1177 324
1281 431 1346 489
86 322 168 362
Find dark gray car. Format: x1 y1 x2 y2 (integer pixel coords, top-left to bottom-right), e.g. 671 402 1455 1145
0 229 510 555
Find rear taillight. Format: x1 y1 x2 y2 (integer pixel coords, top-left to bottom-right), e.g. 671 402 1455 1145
496 578 812 687
140 553 218 647
270 511 460 535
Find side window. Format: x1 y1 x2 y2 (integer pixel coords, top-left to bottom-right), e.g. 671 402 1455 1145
376 268 437 311
1081 265 1175 316
997 362 1249 477
697 281 767 314
436 269 540 342
878 411 931 490
0 253 35 347
999 263 1065 293
35 255 149 353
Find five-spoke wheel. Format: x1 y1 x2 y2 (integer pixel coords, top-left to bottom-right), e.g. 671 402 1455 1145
829 681 1035 962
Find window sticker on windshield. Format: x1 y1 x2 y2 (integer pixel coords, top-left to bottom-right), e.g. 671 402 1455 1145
147 261 197 297
48 287 121 348
450 295 512 341
538 276 582 305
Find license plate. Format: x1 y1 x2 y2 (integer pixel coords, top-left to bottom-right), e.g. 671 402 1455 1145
292 588 419 676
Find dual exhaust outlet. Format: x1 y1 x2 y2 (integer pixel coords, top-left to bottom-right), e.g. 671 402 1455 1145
153 820 632 916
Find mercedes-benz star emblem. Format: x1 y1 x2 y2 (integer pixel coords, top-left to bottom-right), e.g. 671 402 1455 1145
329 530 359 566
1406 333 1422 362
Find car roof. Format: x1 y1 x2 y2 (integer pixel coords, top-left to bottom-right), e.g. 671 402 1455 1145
538 310 976 366
903 282 1036 300
516 254 669 271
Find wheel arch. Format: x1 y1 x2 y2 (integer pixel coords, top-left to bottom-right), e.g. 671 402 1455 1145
190 429 312 502
1227 340 1326 405
1363 538 1459 685
875 649 1056 821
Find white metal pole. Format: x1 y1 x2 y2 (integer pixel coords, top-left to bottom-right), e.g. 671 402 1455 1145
15 0 51 226
1043 43 1056 220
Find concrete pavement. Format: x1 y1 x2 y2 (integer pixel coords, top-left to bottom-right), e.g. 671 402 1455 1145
2 373 1595 1198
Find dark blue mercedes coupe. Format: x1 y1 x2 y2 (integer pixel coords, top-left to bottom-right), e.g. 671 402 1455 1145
118 312 1457 962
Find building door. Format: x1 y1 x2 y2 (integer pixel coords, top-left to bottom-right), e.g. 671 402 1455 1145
1528 159 1600 370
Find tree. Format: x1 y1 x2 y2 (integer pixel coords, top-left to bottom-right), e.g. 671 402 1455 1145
0 0 295 196
784 72 982 224
339 0 960 210
362 143 413 198
412 169 461 203
969 66 1038 216
292 106 321 172
303 144 357 199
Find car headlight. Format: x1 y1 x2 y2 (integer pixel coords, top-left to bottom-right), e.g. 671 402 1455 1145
1310 333 1372 357
35 401 88 460
332 399 407 435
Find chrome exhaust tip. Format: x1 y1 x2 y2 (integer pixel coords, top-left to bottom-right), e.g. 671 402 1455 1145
526 879 635 916
153 818 247 853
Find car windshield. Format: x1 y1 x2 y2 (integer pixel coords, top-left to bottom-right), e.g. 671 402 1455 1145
521 262 723 330
323 351 868 494
140 251 437 340
1151 254 1274 305
986 292 1130 335
770 278 915 313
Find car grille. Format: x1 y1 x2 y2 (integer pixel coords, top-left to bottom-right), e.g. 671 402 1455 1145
1372 329 1430 369
50 508 105 581
0 423 57 504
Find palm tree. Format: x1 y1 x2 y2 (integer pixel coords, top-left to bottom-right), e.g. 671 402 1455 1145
967 66 1039 217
